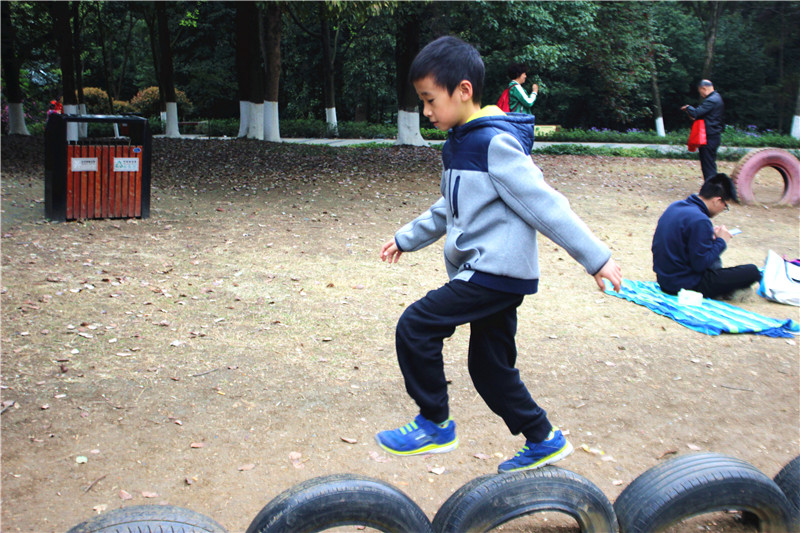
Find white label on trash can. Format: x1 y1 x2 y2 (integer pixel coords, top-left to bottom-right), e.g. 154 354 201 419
71 157 98 172
113 157 139 172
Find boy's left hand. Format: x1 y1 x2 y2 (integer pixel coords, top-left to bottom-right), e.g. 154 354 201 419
594 258 622 292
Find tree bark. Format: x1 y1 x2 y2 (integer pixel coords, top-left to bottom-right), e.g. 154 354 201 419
235 2 253 138
690 1 724 79
651 73 665 137
260 2 282 142
395 5 426 146
319 6 337 136
1 2 30 135
156 2 180 137
50 2 78 140
791 86 800 140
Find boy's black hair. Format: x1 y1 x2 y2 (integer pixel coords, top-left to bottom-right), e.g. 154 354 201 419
507 63 527 80
699 173 738 203
409 36 484 103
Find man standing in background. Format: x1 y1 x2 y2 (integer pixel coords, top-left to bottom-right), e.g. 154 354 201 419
682 80 725 181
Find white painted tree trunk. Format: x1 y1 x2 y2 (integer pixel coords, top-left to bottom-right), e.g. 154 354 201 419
396 110 428 146
325 107 338 137
160 111 167 122
248 102 264 140
655 116 665 137
78 103 88 138
792 115 800 140
238 101 250 138
263 100 280 142
164 101 180 138
7 103 30 135
63 104 79 142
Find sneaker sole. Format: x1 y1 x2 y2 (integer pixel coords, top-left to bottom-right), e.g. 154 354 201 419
498 440 574 473
375 436 459 456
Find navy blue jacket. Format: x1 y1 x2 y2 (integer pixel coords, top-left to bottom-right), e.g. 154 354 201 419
651 194 726 294
685 91 724 137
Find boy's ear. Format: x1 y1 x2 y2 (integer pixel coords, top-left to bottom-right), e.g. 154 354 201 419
457 80 474 102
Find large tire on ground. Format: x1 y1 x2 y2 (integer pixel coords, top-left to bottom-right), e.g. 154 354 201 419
245 473 433 533
66 505 227 533
431 467 618 533
613 452 794 533
774 455 800 532
730 148 800 205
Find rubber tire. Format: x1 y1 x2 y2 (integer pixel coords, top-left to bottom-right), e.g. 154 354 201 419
245 473 433 533
613 452 794 533
66 504 227 533
431 467 618 533
774 455 800 532
730 147 800 205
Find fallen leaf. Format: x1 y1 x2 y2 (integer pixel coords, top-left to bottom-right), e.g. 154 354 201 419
238 463 256 471
118 490 133 500
141 491 159 498
580 444 604 456
687 443 701 451
368 451 390 463
340 436 357 444
428 466 445 475
289 451 305 469
190 442 205 448
472 453 491 460
657 449 678 459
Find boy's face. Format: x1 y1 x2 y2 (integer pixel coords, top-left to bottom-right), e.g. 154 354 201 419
413 75 475 131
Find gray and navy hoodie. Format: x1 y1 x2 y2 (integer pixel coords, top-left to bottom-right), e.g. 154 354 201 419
394 106 611 295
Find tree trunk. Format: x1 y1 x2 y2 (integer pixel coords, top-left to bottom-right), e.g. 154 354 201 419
72 2 88 136
791 86 800 140
1 3 30 135
320 7 337 137
395 6 426 146
690 1 724 79
651 74 665 137
235 2 253 138
156 2 180 137
261 2 282 142
51 2 78 141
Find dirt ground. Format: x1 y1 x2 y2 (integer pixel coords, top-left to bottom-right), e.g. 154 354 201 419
1 136 798 532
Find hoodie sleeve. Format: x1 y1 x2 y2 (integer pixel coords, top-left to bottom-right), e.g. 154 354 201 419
686 217 727 272
487 133 611 275
394 196 448 252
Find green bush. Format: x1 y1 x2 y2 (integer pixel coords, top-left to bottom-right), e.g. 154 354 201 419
113 100 136 115
81 87 114 114
545 126 800 149
130 87 194 118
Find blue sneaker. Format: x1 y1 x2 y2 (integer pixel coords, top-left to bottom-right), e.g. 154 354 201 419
497 427 573 473
375 414 458 455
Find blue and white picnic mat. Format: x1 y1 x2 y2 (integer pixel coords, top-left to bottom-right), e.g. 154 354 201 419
604 279 800 338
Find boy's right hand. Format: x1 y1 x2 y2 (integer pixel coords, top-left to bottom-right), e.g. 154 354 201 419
381 239 403 264
594 258 622 293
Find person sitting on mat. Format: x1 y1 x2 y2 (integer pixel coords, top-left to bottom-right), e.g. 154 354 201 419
651 173 761 299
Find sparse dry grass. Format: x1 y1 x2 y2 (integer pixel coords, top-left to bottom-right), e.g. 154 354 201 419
2 136 798 532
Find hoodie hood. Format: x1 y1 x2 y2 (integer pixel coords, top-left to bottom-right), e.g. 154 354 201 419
449 108 536 155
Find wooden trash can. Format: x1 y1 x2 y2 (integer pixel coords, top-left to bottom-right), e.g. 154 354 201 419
45 114 151 221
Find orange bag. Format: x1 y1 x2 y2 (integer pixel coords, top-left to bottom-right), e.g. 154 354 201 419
688 119 707 152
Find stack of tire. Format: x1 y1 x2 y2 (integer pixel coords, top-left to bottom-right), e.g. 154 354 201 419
67 453 800 533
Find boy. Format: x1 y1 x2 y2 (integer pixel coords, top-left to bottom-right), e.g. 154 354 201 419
376 36 622 473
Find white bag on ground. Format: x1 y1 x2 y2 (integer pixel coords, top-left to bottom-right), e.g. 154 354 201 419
758 250 800 306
